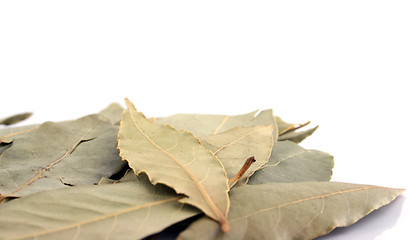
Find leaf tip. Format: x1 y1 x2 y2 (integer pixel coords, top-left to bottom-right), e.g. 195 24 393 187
124 98 141 117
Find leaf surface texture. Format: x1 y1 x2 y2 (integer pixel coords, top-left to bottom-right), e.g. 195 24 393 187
178 182 404 240
0 177 198 240
248 141 334 184
117 99 230 231
156 109 277 138
201 125 275 186
0 114 124 200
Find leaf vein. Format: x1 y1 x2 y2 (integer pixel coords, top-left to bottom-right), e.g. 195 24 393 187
10 196 183 240
213 116 229 134
213 126 270 156
261 150 307 169
231 186 380 223
126 104 226 223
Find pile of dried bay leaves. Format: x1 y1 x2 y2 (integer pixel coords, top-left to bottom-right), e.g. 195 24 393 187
0 98 404 239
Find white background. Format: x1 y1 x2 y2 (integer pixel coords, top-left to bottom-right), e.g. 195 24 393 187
1 1 408 239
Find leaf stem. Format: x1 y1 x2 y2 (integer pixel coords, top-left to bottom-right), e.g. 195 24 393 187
228 156 256 185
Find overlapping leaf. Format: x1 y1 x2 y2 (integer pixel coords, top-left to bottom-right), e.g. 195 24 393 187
248 140 334 184
99 103 124 124
155 109 278 138
277 125 319 143
117 98 230 231
275 116 309 136
0 101 404 239
0 174 199 240
275 116 318 143
178 182 404 240
0 114 125 201
201 125 275 187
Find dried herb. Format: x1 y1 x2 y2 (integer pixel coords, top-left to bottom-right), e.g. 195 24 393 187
0 99 404 239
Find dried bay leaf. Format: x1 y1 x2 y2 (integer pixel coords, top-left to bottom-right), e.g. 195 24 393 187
0 102 122 144
278 125 319 143
248 140 334 184
0 112 32 126
99 102 124 124
178 182 404 240
201 125 275 187
0 114 125 201
0 124 39 144
0 175 199 240
117 98 230 232
275 116 310 136
156 109 278 138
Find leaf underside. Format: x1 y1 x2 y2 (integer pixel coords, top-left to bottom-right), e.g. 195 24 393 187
155 109 278 139
117 98 230 231
201 125 275 187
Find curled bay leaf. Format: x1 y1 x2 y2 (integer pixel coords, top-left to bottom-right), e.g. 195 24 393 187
278 125 319 143
0 114 125 201
0 175 199 240
156 109 278 138
117 98 230 232
178 182 404 240
248 140 334 184
275 116 309 135
201 125 275 187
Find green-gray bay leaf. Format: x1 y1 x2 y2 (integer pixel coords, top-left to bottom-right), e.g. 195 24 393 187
155 109 278 138
178 182 404 240
201 125 275 187
99 102 124 124
278 125 319 143
0 177 199 240
117 98 230 231
0 114 125 201
248 140 334 184
275 116 310 136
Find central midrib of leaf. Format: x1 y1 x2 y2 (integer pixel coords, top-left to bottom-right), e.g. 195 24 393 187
11 196 183 240
230 185 393 222
127 108 225 222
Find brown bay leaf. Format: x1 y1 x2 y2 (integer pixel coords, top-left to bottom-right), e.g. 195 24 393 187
248 140 334 184
178 182 404 240
117 98 230 232
0 114 125 201
155 109 278 138
0 175 199 240
201 125 275 187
